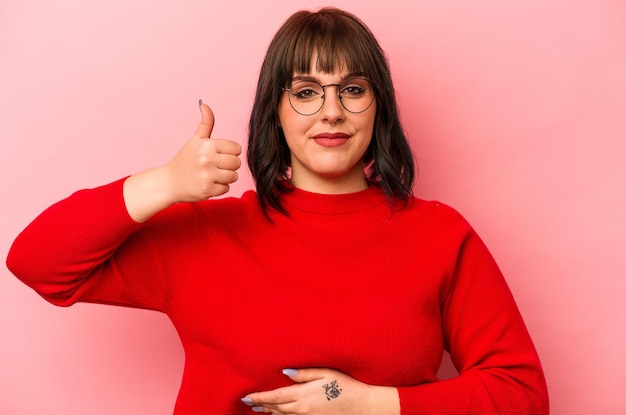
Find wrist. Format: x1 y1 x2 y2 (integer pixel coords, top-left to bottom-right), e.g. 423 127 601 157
367 386 401 415
123 166 177 223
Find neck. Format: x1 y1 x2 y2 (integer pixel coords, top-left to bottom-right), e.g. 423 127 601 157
290 171 369 195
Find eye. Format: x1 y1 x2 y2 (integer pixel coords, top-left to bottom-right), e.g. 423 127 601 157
342 86 365 97
293 88 320 100
340 79 369 98
290 82 322 101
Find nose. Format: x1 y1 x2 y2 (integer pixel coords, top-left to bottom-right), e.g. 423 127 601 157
320 85 345 125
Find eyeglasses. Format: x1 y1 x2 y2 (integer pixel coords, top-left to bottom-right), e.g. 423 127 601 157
282 77 375 116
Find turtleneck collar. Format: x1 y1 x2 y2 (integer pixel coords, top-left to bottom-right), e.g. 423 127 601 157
280 184 388 215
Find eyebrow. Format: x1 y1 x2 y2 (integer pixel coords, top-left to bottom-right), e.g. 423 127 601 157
291 72 367 83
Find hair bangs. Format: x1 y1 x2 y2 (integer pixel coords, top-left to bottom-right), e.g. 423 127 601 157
286 14 374 80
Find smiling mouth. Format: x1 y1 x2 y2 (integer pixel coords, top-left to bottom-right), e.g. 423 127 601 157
312 132 350 147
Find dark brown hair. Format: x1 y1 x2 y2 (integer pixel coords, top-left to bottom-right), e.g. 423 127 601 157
247 7 415 216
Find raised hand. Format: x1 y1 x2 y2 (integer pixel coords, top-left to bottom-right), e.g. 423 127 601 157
162 101 242 203
241 368 400 415
123 101 242 223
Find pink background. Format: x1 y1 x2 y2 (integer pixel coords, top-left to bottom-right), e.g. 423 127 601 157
1 0 625 413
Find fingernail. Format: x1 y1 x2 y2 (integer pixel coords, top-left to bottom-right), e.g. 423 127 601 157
241 397 254 406
198 98 203 107
252 406 264 413
282 368 298 377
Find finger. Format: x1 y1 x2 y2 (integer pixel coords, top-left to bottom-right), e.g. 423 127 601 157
214 151 242 172
208 183 231 198
195 99 215 138
244 385 297 406
211 138 242 157
197 142 241 171
282 368 327 383
213 169 238 186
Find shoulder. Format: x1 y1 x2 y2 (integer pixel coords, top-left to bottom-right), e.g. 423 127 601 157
142 190 261 239
190 190 261 229
391 197 486 255
403 197 473 232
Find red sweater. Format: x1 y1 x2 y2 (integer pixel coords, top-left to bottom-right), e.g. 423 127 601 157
6 178 548 414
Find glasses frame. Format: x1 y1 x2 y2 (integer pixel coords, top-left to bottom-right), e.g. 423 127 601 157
282 77 376 116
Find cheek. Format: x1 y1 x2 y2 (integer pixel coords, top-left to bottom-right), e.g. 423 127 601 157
278 93 300 121
278 98 310 140
361 103 377 140
277 99 296 134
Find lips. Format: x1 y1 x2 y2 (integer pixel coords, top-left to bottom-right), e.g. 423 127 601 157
312 132 350 147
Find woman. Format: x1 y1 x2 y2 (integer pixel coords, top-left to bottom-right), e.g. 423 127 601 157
6 7 548 415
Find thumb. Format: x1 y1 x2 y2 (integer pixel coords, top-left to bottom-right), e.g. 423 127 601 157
282 368 326 383
195 99 214 138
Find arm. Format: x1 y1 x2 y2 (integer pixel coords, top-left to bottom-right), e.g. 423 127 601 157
396 230 549 414
6 102 241 308
241 225 548 415
124 102 241 223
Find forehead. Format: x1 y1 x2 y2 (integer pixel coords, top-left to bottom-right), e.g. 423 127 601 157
290 72 366 85
290 51 365 80
291 50 345 74
288 45 366 76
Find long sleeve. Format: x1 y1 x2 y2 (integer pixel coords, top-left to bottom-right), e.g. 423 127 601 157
6 182 548 414
397 225 549 414
6 178 200 311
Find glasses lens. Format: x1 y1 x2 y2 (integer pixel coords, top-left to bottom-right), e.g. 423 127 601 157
288 81 325 115
286 78 374 116
338 78 374 113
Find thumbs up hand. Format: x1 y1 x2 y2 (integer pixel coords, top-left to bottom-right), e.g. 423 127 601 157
123 101 242 223
163 101 242 203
